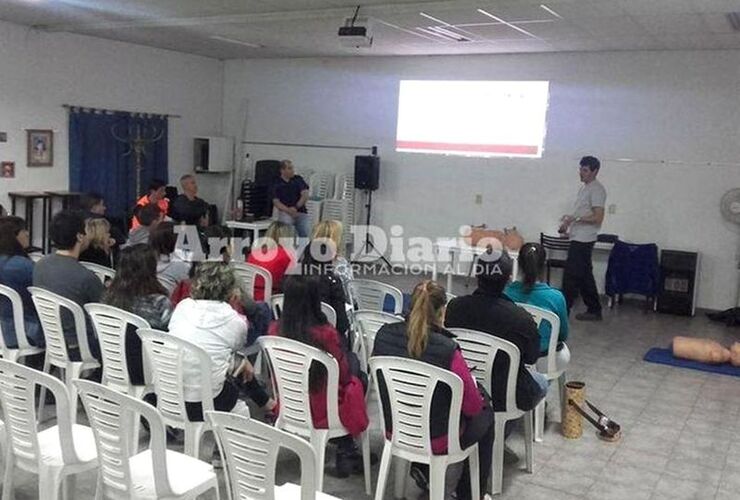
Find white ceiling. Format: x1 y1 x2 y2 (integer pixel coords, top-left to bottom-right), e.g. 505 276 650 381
3 0 740 59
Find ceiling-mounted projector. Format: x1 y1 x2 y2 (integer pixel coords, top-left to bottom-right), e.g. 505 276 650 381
338 16 373 48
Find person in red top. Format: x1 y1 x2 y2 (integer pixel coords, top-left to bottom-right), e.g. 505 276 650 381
130 179 169 230
269 273 369 478
246 221 295 301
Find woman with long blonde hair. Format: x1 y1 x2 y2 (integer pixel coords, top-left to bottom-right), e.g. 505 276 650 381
373 280 494 500
311 220 354 304
79 217 114 267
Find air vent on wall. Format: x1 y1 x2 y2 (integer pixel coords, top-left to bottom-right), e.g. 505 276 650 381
727 12 740 31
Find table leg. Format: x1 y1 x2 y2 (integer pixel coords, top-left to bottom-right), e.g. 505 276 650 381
26 199 34 247
41 198 49 253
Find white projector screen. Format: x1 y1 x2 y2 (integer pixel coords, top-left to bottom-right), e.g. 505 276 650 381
396 80 550 158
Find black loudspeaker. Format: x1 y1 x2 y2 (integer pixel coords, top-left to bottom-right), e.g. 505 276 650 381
254 160 282 187
354 155 380 191
656 250 699 317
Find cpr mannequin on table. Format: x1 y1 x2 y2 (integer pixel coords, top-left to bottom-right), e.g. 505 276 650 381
672 337 740 366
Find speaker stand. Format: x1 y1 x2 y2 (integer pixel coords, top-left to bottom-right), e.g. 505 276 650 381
353 189 393 269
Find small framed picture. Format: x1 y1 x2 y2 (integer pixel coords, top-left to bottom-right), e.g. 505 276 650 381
1 161 15 179
27 129 53 167
0 132 7 143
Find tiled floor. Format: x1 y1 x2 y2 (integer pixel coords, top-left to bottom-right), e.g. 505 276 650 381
9 276 740 499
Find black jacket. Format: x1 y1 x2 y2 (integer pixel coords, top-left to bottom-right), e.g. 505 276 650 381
372 321 459 439
445 288 541 412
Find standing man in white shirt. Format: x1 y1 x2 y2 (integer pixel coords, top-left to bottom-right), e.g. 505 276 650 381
559 156 607 321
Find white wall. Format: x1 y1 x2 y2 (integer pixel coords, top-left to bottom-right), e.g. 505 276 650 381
223 51 740 310
0 20 225 228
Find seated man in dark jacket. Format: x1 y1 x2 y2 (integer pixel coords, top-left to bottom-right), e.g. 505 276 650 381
171 174 210 226
445 246 548 415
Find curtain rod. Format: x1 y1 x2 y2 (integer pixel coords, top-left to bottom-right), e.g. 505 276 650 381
242 140 375 152
62 104 181 119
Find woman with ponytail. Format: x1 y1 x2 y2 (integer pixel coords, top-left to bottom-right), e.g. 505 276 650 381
373 280 494 500
505 242 570 368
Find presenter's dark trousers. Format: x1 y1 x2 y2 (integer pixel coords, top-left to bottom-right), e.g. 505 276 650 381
562 241 601 314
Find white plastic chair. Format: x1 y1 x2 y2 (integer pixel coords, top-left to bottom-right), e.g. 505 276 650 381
79 261 116 284
270 294 337 328
0 284 45 362
208 410 343 500
517 303 568 442
85 303 153 448
333 172 356 232
137 328 215 459
75 379 219 500
233 262 274 302
368 356 480 500
450 329 534 495
352 310 402 371
257 336 371 495
28 286 101 423
350 279 404 315
0 359 98 500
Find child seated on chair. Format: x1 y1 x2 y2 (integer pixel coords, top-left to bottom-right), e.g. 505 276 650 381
268 273 370 478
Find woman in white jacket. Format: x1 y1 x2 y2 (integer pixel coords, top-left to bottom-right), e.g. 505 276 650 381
168 261 272 421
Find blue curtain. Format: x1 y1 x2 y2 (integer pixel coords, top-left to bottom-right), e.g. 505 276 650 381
69 110 168 218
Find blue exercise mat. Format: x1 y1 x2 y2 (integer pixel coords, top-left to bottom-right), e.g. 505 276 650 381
643 348 740 377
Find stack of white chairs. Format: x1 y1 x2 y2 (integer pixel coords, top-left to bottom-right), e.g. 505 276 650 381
310 172 335 199
368 356 480 500
76 379 220 499
0 284 45 362
79 261 116 283
208 410 342 500
517 303 568 442
450 329 534 495
334 172 356 227
258 336 372 495
29 286 101 423
306 199 323 229
0 360 98 500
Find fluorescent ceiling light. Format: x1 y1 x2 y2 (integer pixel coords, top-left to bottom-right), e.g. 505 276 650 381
476 8 538 38
209 35 262 48
539 4 563 19
420 11 480 39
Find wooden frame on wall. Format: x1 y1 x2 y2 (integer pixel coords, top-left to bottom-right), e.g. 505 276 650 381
27 129 53 167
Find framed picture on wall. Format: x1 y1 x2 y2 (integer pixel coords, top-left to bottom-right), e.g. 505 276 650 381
1 161 15 178
27 129 53 166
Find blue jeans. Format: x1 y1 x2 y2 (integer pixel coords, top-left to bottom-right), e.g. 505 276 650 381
277 211 311 238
